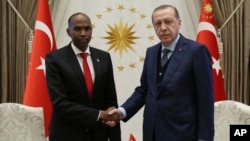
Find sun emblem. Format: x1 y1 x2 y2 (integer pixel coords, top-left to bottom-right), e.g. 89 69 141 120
201 2 214 19
102 19 139 57
204 3 213 13
91 4 158 72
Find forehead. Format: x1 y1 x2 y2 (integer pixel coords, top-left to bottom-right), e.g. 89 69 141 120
152 7 176 21
69 14 91 26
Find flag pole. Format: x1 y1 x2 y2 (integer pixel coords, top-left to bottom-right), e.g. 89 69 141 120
28 30 34 53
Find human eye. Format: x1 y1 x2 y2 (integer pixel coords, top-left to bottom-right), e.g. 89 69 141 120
154 21 161 27
74 26 82 31
166 20 173 25
84 26 92 31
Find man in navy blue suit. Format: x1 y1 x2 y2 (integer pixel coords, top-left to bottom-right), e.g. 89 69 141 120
108 4 214 141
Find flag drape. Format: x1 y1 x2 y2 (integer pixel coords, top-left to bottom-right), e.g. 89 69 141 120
23 0 57 137
129 133 136 141
196 0 226 101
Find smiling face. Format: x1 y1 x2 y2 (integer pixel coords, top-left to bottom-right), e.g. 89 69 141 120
152 6 181 46
67 13 92 52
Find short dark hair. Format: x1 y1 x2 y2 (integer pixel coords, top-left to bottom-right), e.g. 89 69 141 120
67 12 91 27
152 5 180 21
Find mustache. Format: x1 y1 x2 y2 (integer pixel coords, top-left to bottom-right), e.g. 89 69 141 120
160 32 170 36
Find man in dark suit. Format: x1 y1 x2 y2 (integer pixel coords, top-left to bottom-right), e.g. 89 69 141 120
108 5 214 141
45 12 121 141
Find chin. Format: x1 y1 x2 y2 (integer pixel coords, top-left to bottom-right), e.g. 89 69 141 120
161 40 171 46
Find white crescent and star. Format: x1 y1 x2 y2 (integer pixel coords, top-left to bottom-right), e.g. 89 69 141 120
197 21 217 36
35 20 54 50
35 20 53 76
197 21 222 76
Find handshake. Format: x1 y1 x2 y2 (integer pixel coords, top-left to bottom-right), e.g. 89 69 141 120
100 107 123 127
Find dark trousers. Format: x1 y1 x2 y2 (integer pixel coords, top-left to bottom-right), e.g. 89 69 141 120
152 128 156 141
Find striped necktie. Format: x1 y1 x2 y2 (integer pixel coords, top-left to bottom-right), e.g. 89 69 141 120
161 49 170 67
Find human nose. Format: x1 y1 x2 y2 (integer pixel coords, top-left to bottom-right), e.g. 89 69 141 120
80 29 87 36
160 23 168 31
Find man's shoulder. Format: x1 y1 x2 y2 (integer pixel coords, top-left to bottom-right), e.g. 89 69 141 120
145 42 161 54
46 45 71 57
90 46 109 55
179 34 204 47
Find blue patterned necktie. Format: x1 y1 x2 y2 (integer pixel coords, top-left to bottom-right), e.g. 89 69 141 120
161 49 170 67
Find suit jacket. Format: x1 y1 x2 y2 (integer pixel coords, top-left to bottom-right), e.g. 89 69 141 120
45 43 121 141
121 34 214 141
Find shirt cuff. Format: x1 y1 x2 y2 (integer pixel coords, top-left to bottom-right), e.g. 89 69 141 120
118 107 127 119
97 110 101 121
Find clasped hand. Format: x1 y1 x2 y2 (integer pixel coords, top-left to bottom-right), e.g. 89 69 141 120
100 107 122 127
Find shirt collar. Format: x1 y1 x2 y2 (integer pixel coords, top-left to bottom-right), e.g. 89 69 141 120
71 42 91 55
161 34 180 52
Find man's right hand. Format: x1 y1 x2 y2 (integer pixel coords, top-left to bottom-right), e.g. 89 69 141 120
108 108 123 122
100 107 122 127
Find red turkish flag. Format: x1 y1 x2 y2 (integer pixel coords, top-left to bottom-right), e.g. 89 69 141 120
129 134 136 141
23 0 56 137
196 0 226 101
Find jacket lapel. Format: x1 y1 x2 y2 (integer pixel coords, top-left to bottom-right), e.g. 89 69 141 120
65 45 85 84
89 47 102 98
159 35 187 92
64 45 90 100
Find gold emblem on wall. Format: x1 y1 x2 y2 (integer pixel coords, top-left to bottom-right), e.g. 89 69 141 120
92 4 157 72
